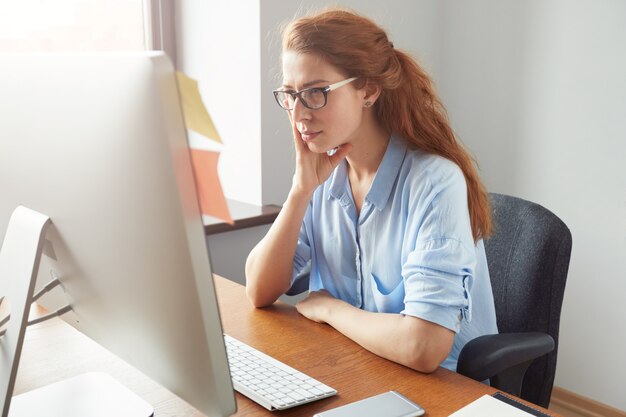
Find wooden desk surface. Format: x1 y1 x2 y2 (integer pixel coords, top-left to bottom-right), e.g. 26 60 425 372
14 275 560 417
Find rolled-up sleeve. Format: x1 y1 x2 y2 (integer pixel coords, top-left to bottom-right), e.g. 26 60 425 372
401 237 474 332
292 228 311 279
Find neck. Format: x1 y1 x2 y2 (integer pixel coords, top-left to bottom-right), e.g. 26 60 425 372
345 115 390 181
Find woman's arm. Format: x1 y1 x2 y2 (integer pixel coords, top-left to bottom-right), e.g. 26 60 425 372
296 291 454 373
245 189 312 307
245 120 352 307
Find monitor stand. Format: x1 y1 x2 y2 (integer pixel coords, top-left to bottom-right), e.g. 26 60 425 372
0 206 153 417
9 373 153 417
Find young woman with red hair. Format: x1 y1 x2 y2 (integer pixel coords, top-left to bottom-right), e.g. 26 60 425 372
245 8 497 373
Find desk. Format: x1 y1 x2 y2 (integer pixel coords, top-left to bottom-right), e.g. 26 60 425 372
14 276 560 417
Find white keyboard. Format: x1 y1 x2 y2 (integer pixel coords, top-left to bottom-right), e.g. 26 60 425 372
224 334 337 410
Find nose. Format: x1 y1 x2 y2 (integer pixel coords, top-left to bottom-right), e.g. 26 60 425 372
290 96 311 123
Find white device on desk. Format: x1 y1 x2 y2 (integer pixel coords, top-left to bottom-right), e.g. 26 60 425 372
0 52 337 416
314 391 424 417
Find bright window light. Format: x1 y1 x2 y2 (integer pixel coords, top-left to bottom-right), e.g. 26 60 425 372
0 0 145 52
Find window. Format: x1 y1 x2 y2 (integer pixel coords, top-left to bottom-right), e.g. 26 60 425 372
0 0 145 52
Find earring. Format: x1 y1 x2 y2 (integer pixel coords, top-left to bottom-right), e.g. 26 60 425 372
364 101 372 108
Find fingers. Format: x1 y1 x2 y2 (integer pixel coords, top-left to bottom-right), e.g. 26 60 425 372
290 115 306 152
295 290 333 324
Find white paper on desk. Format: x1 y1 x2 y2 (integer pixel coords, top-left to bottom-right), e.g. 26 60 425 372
449 395 533 416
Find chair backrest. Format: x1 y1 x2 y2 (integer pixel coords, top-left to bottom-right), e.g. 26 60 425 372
484 193 572 408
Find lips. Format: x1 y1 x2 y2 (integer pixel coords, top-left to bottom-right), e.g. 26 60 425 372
300 131 321 142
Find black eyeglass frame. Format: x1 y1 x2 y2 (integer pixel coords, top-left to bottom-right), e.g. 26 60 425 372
272 77 358 110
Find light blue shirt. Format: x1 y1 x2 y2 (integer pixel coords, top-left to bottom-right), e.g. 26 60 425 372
291 134 498 371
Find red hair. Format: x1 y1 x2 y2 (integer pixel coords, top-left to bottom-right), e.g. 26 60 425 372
282 8 492 241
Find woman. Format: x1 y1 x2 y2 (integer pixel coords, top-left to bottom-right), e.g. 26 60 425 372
245 8 497 373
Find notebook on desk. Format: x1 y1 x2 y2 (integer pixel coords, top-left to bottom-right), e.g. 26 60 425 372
450 393 553 417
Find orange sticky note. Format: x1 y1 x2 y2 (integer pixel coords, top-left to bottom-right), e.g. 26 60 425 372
190 149 233 224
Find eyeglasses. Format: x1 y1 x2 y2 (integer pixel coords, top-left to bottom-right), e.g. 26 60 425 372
273 77 357 110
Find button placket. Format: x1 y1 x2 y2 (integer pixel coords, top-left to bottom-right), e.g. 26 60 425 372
355 225 362 308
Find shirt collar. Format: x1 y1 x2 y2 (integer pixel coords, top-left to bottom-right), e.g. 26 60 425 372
366 134 407 210
329 159 349 201
329 134 407 210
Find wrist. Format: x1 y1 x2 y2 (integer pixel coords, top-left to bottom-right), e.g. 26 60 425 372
287 184 314 202
322 296 344 323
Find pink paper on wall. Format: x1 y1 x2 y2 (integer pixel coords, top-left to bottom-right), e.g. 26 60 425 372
189 149 233 225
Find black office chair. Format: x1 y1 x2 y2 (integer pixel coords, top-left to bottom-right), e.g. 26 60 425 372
457 193 572 408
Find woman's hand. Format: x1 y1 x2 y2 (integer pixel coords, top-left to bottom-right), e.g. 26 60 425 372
290 117 352 197
295 290 339 324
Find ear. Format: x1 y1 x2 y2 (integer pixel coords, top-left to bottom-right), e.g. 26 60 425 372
362 81 382 108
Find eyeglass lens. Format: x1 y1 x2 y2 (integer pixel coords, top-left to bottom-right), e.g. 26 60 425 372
275 89 326 110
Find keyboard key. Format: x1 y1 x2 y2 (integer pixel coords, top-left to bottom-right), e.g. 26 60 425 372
296 388 316 399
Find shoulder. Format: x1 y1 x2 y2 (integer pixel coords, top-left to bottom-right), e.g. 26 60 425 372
400 143 467 199
399 145 474 243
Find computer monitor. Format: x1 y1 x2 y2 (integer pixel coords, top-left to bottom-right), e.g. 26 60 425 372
0 52 236 416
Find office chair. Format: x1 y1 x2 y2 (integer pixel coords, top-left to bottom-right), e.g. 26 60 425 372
457 193 572 408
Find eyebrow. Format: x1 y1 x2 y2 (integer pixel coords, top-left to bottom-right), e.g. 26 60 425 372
281 79 329 90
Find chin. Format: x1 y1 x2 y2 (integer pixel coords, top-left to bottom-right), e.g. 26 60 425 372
306 142 333 154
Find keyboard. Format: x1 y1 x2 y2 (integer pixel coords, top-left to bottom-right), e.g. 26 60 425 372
224 334 337 410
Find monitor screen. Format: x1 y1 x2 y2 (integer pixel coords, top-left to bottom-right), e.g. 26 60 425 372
0 52 236 416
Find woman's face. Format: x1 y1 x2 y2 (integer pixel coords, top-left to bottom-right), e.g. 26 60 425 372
281 51 366 154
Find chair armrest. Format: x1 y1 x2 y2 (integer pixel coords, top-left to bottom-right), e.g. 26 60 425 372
457 332 554 383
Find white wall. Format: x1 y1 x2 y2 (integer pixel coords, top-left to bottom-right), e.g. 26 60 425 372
436 0 626 410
